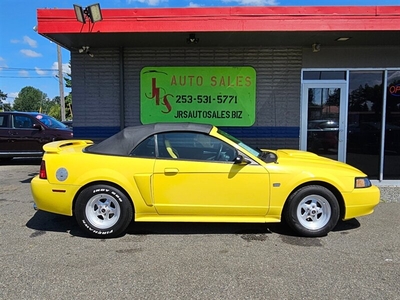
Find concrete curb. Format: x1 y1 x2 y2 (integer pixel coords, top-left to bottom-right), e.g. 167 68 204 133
378 186 400 203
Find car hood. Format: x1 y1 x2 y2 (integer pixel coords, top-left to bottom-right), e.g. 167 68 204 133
263 148 365 175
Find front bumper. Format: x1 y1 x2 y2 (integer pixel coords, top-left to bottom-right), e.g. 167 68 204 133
342 185 380 220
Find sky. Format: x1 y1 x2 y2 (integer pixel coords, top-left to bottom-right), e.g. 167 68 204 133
0 0 399 105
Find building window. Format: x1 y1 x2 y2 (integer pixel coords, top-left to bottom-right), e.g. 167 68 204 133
384 71 400 179
303 71 346 80
346 71 384 179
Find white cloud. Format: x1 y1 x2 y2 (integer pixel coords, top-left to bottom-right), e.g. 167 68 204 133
10 36 38 48
20 49 42 57
51 62 71 76
35 67 47 76
126 0 166 6
188 2 201 7
222 0 279 5
23 36 38 48
19 70 29 77
0 57 7 70
63 63 71 74
6 92 19 104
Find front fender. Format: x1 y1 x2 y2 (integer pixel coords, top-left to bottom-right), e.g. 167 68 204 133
266 164 357 218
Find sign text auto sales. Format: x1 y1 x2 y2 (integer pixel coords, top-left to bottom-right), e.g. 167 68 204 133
140 67 256 126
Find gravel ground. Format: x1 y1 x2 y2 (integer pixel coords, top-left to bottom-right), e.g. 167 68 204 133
378 186 400 203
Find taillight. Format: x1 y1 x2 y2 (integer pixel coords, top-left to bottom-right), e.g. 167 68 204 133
39 160 47 179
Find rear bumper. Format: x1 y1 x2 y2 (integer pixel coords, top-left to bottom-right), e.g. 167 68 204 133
31 176 79 216
342 185 380 220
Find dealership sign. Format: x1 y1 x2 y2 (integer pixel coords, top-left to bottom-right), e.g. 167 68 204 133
140 66 256 126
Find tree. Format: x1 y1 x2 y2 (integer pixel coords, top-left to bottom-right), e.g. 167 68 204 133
0 89 6 101
2 103 12 111
0 89 8 111
64 68 71 88
13 86 48 112
64 61 73 119
48 104 61 119
65 93 72 120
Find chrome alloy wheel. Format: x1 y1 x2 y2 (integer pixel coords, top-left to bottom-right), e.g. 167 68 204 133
85 193 121 229
296 194 332 230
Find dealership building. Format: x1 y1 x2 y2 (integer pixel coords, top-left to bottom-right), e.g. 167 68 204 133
36 5 400 183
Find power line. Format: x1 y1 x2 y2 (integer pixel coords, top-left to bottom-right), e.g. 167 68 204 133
1 67 60 71
0 67 70 75
0 76 58 78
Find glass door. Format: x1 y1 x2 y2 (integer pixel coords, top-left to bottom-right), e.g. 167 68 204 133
300 83 347 161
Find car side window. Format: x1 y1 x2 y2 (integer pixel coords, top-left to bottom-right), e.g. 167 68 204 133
157 132 236 162
13 116 22 128
13 115 33 129
0 115 8 127
130 135 156 158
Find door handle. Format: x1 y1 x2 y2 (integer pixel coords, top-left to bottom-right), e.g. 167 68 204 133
164 168 179 174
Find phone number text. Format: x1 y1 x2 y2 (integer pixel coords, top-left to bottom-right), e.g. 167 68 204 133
175 95 238 104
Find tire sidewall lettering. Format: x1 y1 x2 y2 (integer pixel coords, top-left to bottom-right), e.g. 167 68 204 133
92 188 123 203
82 219 114 235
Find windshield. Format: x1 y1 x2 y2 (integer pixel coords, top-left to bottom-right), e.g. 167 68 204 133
217 129 261 157
34 114 68 129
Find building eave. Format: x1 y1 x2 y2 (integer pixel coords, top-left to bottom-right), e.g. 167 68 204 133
36 6 400 50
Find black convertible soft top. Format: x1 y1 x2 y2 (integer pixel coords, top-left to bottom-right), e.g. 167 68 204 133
86 123 213 156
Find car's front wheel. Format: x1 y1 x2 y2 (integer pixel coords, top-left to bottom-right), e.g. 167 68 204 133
284 185 340 237
75 184 133 238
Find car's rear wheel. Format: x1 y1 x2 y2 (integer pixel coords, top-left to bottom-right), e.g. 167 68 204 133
75 184 133 238
284 185 340 237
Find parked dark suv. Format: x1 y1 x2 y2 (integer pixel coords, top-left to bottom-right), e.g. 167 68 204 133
0 111 73 160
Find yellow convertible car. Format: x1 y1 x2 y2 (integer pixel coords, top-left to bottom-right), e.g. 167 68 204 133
31 123 380 238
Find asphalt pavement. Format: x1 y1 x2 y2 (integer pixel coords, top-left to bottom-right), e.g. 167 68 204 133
0 159 399 300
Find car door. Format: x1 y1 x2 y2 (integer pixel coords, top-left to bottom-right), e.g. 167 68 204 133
0 113 13 152
152 132 270 216
11 114 46 152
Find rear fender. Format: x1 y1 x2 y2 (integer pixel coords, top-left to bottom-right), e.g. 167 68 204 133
72 169 155 215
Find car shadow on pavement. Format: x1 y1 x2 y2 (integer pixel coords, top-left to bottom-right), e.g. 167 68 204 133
332 218 361 233
126 222 279 236
26 211 361 239
26 210 88 238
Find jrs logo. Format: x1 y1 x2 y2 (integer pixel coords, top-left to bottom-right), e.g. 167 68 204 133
144 77 172 114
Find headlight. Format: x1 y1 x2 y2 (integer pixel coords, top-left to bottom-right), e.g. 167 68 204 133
355 177 372 188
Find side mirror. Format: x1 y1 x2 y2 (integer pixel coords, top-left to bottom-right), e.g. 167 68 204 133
33 123 42 130
234 155 250 165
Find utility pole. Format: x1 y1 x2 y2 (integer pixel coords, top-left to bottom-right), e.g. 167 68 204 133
57 44 65 121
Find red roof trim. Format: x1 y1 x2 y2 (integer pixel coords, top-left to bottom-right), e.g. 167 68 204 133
37 6 400 34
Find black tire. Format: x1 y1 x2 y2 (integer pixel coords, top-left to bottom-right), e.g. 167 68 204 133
75 184 133 238
284 185 340 237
